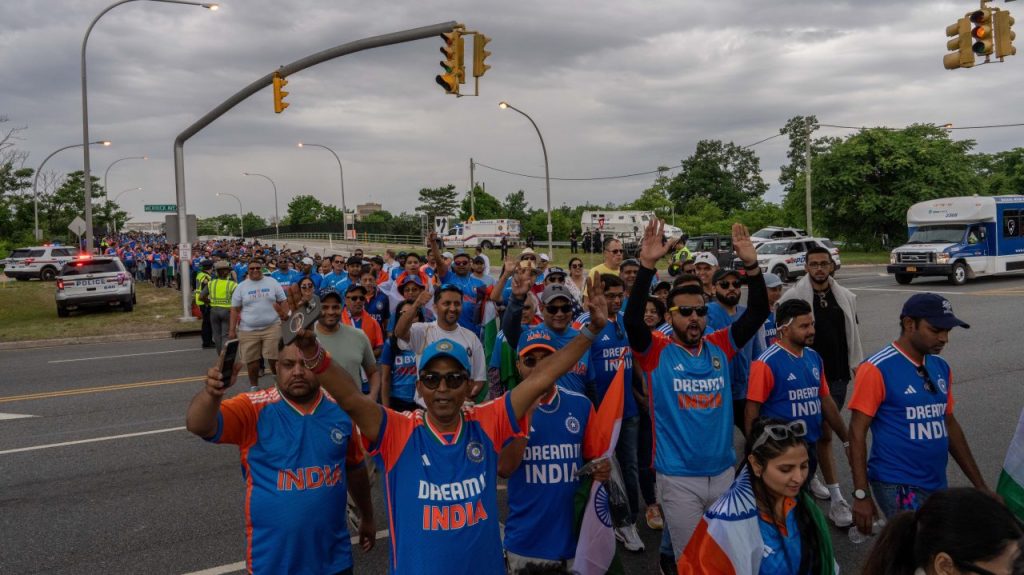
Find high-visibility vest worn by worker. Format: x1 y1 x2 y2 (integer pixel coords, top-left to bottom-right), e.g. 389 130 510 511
194 271 211 306
207 278 237 308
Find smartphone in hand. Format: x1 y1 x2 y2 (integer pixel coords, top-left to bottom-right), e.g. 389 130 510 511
220 339 240 389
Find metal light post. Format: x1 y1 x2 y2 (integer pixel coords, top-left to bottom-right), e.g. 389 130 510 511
297 142 347 241
499 101 552 256
243 172 279 237
81 0 218 254
217 192 244 238
110 186 142 235
32 140 112 241
103 155 146 233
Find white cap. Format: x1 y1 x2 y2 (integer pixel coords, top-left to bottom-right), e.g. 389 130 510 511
301 257 314 266
539 253 550 262
693 252 718 267
763 273 783 288
442 251 453 260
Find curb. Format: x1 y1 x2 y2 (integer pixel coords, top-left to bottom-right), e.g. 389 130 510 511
0 329 200 351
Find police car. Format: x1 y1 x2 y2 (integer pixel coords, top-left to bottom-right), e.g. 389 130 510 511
55 256 136 317
735 237 841 281
2 245 80 281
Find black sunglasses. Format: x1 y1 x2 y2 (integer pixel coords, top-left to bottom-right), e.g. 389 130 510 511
718 280 742 289
545 303 573 315
607 249 623 254
300 284 314 289
570 263 584 269
419 371 469 390
916 365 938 394
669 305 709 317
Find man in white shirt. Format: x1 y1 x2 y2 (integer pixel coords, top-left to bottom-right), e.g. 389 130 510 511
228 256 289 391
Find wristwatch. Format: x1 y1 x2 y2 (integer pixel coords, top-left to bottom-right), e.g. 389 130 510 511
742 261 760 271
853 488 869 500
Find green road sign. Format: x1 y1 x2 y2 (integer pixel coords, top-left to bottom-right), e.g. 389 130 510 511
144 204 178 213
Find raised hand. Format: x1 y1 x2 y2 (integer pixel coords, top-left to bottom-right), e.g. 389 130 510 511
638 216 670 269
731 222 757 268
502 257 517 276
511 265 532 299
415 288 433 309
585 274 609 331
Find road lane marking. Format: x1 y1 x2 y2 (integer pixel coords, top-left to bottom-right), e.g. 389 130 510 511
182 530 392 575
0 412 37 420
0 375 205 404
48 349 197 364
0 426 186 456
851 287 965 295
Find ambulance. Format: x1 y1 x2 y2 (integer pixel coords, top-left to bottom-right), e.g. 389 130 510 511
443 219 520 249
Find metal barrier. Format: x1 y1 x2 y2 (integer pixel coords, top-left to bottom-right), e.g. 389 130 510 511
252 232 425 247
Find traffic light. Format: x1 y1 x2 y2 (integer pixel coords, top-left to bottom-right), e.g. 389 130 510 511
436 30 464 95
945 17 974 69
273 73 289 113
971 8 994 56
995 10 1017 59
473 34 491 78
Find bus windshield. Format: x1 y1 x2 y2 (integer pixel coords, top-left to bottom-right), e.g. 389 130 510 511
907 225 966 244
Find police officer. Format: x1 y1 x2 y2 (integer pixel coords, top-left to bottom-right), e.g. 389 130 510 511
195 260 214 349
202 260 238 353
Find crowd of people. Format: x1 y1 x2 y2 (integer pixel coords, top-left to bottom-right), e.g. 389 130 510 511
115 219 1023 574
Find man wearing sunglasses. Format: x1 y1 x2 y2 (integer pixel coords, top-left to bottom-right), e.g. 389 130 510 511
707 267 759 436
280 277 607 575
585 238 624 298
848 293 992 536
623 217 769 562
439 250 488 337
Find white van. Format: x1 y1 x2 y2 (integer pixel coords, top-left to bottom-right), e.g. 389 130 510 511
444 219 520 249
580 210 683 243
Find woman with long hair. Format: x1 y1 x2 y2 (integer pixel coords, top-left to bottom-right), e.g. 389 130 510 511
678 417 837 574
862 487 1022 575
643 296 667 331
565 257 586 303
379 300 423 412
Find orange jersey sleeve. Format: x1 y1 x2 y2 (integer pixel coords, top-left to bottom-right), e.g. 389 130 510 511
746 360 775 403
946 370 955 414
214 394 259 447
364 316 384 349
472 393 526 452
365 406 416 472
634 330 670 373
848 362 887 417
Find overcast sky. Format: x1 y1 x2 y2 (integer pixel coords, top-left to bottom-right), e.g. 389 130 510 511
4 0 1021 225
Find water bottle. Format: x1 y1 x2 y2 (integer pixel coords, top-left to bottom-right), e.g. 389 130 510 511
848 518 887 544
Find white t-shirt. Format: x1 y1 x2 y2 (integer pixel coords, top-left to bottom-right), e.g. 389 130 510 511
399 321 486 406
231 276 287 331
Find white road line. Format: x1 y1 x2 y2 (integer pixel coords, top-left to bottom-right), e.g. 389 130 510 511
0 412 37 420
850 287 965 295
0 426 185 456
182 530 392 575
48 349 197 364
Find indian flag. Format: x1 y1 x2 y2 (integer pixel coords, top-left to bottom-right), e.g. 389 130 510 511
573 355 626 575
997 407 1024 520
477 296 499 403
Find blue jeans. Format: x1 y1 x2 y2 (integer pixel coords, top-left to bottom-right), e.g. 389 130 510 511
870 481 933 518
615 416 641 524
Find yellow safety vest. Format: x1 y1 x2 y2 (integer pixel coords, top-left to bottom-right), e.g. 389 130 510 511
194 271 212 306
207 278 237 308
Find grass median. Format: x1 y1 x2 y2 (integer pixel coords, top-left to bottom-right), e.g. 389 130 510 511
0 279 192 342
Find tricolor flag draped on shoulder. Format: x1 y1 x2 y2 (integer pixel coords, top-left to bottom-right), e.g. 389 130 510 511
573 354 626 575
997 406 1024 520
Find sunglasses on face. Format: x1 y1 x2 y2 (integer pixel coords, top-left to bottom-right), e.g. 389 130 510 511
570 263 584 269
300 284 314 290
669 305 709 317
752 420 808 452
607 249 623 255
419 371 469 390
346 295 364 302
521 256 537 262
547 276 565 283
718 280 742 289
545 303 573 315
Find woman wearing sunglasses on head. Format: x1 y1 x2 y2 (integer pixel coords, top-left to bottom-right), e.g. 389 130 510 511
862 487 1023 575
678 417 838 575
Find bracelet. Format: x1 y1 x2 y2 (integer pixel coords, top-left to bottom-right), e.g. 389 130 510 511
311 351 332 375
581 324 598 340
302 344 325 370
742 262 760 271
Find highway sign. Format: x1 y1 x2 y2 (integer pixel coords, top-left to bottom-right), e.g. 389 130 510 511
145 204 178 213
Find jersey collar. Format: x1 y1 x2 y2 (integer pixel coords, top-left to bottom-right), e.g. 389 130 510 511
279 387 324 416
891 341 924 367
538 387 561 413
424 411 465 446
777 341 804 358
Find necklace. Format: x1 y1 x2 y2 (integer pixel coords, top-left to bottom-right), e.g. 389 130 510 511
815 287 831 309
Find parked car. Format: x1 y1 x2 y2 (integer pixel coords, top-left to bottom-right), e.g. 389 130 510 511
733 237 841 281
2 245 81 281
55 256 135 317
750 226 807 245
686 234 736 269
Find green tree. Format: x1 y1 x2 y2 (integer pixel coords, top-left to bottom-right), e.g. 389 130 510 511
416 184 459 221
778 115 841 228
626 167 674 213
669 140 768 213
810 124 979 247
242 212 268 235
502 190 530 221
974 148 1024 196
285 194 339 225
41 171 105 239
459 185 503 220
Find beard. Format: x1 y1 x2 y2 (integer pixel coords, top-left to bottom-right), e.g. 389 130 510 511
715 291 740 307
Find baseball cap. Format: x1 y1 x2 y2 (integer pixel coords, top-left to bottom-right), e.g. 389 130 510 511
399 274 425 288
301 257 314 266
652 280 672 293
693 252 718 267
763 272 783 288
621 258 640 269
418 339 471 371
213 260 231 270
346 256 363 266
319 287 343 302
442 251 454 260
345 283 367 296
713 268 741 283
199 259 213 269
539 253 550 262
900 293 970 329
517 330 557 356
453 250 471 260
546 266 567 278
541 283 573 305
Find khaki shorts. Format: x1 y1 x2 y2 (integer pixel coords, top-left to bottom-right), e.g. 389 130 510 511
238 322 281 363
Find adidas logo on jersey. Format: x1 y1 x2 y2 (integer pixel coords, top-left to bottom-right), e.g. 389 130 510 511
787 373 798 381
600 334 611 342
673 363 686 372
904 385 917 395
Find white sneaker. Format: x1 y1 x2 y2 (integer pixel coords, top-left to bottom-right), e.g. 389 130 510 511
614 523 645 552
829 499 854 528
809 475 830 500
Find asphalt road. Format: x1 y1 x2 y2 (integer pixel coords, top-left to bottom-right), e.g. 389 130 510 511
1 265 1022 574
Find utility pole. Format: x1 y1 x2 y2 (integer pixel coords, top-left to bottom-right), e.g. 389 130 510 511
805 121 813 236
469 157 475 219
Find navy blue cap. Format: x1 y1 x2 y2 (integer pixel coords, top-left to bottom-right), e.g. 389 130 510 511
319 286 343 302
418 339 471 371
399 274 424 287
901 293 970 329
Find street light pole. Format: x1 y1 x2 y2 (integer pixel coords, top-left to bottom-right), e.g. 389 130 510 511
103 155 147 233
81 0 218 254
297 143 346 241
217 192 244 238
32 140 111 242
499 101 552 257
243 172 279 238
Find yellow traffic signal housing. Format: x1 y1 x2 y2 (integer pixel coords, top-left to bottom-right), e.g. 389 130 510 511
273 73 289 113
995 10 1017 59
945 18 975 69
437 30 464 95
971 9 994 56
473 34 491 78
